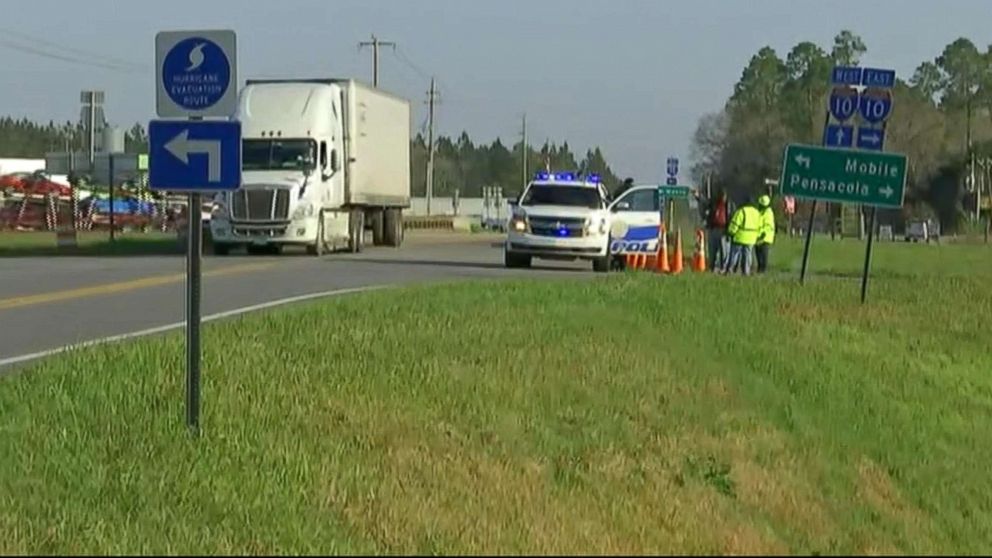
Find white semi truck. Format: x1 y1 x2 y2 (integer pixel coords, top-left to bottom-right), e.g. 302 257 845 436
209 78 411 255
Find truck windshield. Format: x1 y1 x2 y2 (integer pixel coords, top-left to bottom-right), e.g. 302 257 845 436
243 139 317 171
521 185 604 209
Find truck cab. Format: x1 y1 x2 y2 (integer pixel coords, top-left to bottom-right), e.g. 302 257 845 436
209 79 410 255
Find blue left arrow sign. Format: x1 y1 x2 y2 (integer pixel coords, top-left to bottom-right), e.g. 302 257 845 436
149 120 241 192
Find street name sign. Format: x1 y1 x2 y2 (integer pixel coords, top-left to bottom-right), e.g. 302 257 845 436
780 144 906 209
657 184 691 199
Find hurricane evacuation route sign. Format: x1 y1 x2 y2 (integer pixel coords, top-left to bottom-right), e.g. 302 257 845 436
155 30 237 117
780 144 907 209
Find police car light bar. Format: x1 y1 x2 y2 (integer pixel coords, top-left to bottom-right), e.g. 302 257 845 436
534 171 598 182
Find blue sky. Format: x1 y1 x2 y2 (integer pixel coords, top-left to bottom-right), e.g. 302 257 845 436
1 0 989 181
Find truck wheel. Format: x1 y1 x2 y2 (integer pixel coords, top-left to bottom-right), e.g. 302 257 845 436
348 209 365 253
383 208 403 247
371 209 385 246
307 211 325 256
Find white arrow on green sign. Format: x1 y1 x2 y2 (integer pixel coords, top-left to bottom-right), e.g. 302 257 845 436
657 184 691 198
780 144 907 208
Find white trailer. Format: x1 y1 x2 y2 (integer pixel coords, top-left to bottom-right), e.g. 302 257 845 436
209 78 411 255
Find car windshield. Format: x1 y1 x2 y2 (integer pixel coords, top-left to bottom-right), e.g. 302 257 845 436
521 184 604 209
242 139 316 171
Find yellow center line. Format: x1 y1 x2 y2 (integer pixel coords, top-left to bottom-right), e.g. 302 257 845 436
0 262 275 311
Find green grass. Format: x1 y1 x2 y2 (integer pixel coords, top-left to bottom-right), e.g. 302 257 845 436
2 240 992 554
0 231 182 257
769 233 992 279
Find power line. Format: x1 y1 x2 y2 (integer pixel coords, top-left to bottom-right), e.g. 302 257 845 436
0 27 143 70
392 47 431 82
0 38 142 74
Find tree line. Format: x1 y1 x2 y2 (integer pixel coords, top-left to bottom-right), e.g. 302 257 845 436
0 118 149 158
691 30 992 231
0 117 624 197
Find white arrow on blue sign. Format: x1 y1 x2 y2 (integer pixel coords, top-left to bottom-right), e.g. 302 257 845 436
156 30 237 118
824 124 854 148
149 120 242 192
666 176 677 186
856 127 885 151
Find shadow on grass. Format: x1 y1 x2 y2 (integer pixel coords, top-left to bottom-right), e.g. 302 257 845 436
345 257 591 273
0 237 187 258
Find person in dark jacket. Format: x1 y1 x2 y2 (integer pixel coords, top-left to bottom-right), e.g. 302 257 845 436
613 177 634 200
696 189 732 272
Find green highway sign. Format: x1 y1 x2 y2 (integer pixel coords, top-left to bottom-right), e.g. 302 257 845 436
780 144 907 208
657 184 691 199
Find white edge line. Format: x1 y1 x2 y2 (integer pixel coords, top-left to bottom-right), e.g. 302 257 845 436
0 284 390 370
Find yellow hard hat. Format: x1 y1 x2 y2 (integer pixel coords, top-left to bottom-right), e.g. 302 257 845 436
758 195 771 207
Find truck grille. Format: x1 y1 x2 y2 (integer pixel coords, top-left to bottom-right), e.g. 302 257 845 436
529 216 587 237
231 189 290 221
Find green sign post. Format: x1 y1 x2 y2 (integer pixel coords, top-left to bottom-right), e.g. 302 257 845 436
657 184 692 233
780 144 907 208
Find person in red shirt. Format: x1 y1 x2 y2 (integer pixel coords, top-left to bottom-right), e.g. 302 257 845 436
697 189 731 272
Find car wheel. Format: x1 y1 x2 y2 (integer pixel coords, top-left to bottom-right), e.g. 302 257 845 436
504 249 531 268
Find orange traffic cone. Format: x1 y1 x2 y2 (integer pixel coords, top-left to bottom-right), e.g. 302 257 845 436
670 229 684 274
656 223 671 274
691 229 707 272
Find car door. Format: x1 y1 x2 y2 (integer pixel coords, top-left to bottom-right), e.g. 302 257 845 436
608 186 661 254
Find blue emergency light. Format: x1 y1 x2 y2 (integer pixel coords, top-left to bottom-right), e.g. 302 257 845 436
534 171 578 181
586 173 601 183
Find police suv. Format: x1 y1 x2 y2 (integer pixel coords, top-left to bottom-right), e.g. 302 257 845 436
504 172 664 272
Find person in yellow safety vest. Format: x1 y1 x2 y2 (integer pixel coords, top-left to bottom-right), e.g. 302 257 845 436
721 195 761 276
755 194 775 273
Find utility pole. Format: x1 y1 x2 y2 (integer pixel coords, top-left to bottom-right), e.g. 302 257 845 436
358 34 396 87
521 113 528 190
425 77 438 216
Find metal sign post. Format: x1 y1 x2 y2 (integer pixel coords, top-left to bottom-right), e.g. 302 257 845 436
151 29 239 433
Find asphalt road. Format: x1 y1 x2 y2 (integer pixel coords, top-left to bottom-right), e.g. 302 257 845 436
0 232 593 368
